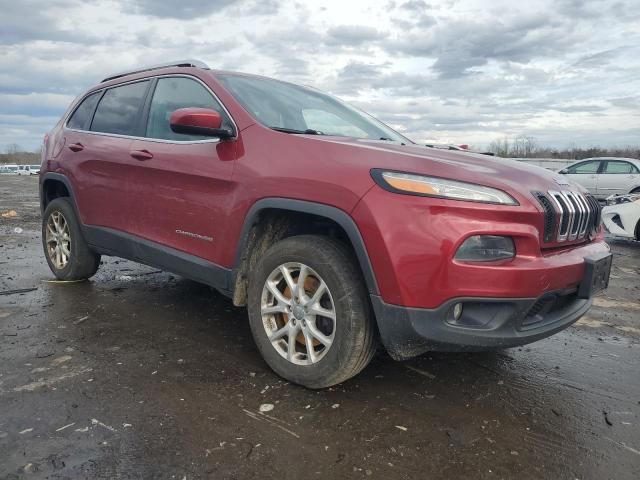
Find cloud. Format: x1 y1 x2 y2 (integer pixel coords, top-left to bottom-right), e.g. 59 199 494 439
123 0 236 19
1 0 639 151
325 25 387 46
0 0 97 45
388 13 581 78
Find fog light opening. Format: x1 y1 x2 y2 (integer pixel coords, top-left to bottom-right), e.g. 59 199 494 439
455 235 515 262
453 302 463 321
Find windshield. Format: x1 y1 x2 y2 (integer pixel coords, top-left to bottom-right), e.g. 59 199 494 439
217 74 411 143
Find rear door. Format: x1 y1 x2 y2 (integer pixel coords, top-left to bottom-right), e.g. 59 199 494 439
564 160 602 196
598 160 640 197
72 80 151 232
127 75 237 264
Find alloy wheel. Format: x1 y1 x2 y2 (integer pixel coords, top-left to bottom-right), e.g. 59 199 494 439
45 211 71 269
260 262 336 365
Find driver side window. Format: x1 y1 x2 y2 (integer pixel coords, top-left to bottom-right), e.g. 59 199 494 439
146 77 230 141
567 161 600 174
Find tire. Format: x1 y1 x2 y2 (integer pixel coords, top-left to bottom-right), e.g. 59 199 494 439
247 235 377 388
42 197 101 280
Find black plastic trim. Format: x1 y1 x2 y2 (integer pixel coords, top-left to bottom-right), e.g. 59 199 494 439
370 293 591 360
84 226 231 295
232 198 379 295
39 172 79 215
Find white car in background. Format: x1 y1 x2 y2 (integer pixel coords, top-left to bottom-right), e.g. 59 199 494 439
602 194 640 240
0 164 19 175
558 157 640 200
16 165 40 175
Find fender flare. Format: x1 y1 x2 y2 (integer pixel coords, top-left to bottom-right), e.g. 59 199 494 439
232 198 379 295
39 172 79 214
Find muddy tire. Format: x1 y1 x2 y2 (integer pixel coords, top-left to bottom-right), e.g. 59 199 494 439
42 197 100 280
247 235 377 388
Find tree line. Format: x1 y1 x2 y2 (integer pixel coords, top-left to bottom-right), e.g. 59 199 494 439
1 144 41 164
487 136 640 160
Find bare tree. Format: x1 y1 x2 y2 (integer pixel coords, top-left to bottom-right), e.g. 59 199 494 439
6 143 22 155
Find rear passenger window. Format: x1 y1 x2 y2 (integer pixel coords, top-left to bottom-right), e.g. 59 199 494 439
604 161 638 174
146 77 230 141
91 81 150 135
67 92 101 130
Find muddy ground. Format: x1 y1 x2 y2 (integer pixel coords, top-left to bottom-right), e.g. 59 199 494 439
0 175 639 479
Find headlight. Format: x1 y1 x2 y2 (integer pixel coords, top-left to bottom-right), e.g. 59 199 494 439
455 235 515 262
371 169 518 205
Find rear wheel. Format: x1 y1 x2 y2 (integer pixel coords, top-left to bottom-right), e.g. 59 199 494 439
42 197 100 280
247 235 377 388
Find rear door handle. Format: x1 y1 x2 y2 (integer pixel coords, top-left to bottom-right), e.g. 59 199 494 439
68 142 84 152
130 149 153 161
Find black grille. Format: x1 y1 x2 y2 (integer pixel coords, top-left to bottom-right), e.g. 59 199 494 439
533 190 601 243
522 292 577 329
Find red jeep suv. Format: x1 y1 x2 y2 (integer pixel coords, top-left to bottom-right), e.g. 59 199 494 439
39 60 612 388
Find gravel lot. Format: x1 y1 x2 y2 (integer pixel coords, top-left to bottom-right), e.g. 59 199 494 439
1 175 639 479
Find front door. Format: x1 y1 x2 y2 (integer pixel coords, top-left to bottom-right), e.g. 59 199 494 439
564 160 602 196
127 76 237 266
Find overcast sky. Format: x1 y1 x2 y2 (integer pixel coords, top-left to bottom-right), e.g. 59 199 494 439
1 0 639 151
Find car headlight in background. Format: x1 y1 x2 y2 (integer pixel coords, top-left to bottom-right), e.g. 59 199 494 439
371 170 518 205
605 193 640 205
455 235 516 262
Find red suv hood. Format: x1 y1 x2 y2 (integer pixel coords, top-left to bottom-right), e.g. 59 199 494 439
312 136 581 201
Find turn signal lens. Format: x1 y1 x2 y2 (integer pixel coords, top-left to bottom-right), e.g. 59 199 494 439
372 170 518 205
455 235 515 262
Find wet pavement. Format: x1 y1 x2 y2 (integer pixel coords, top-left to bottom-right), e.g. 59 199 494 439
1 175 639 479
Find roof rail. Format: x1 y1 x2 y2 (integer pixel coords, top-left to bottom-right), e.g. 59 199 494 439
101 59 209 83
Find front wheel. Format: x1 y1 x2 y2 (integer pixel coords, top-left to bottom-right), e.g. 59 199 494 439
247 235 377 388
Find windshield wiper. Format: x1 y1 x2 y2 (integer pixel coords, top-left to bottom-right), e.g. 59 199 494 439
270 127 324 135
379 136 407 145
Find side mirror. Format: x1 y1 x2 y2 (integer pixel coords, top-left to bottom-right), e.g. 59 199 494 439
169 108 234 139
559 169 568 174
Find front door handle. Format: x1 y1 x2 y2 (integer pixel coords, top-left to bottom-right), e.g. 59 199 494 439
68 142 84 152
130 149 153 161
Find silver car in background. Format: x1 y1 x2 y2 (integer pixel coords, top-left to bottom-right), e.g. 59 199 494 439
559 157 640 200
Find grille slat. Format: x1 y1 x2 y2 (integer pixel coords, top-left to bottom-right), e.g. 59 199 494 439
535 190 601 244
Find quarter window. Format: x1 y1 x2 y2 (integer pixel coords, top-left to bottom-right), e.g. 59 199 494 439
67 91 101 130
604 161 639 174
146 77 230 141
91 81 150 135
567 161 600 174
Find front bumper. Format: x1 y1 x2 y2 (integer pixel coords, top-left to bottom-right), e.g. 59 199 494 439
371 291 591 360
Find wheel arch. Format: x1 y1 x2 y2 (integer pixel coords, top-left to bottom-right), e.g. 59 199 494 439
231 198 379 306
40 172 76 212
